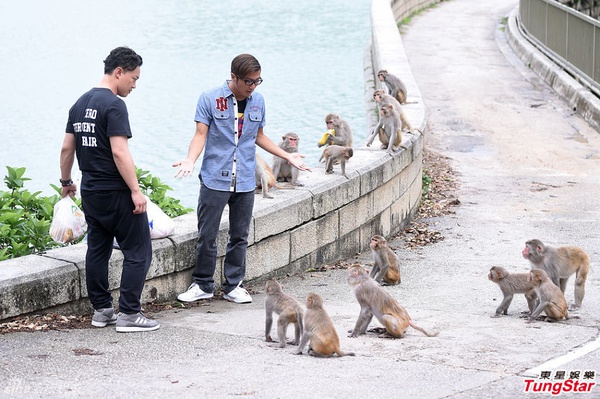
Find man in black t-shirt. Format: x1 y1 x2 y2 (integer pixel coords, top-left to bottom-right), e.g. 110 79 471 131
59 47 159 333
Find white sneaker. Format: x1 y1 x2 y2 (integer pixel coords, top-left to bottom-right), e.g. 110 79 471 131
223 284 252 304
177 283 214 302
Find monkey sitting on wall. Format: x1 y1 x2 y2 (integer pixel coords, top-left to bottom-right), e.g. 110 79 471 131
320 114 353 148
377 69 408 104
366 104 407 155
255 154 276 199
272 132 304 186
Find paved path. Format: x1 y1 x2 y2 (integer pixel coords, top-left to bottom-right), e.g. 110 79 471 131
1 1 599 398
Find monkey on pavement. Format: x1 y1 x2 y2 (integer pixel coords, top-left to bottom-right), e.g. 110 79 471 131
377 69 408 104
319 145 353 176
372 89 412 133
488 266 537 317
320 114 353 148
295 293 355 357
264 280 304 348
255 154 276 199
272 132 304 186
527 269 571 323
347 264 438 338
366 104 406 154
522 239 590 309
369 235 401 285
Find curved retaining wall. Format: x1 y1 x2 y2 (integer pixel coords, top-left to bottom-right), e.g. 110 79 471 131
0 0 438 321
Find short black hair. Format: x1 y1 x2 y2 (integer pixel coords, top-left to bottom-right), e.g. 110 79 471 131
103 47 143 74
231 54 261 78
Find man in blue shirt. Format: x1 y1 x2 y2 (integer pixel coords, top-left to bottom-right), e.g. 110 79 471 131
173 54 310 303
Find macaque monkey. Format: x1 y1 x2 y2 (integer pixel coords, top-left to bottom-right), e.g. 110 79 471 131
488 266 537 317
255 154 276 199
264 280 304 348
271 132 303 186
321 114 353 148
522 239 590 309
295 293 355 357
319 145 353 176
366 104 406 154
369 235 401 285
347 264 438 338
372 89 412 133
527 269 569 323
377 69 407 104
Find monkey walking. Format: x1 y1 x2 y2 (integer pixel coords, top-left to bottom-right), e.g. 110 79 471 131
522 239 590 309
488 266 537 317
319 145 353 176
295 293 355 357
255 154 276 199
347 264 438 338
264 280 304 348
369 235 401 285
272 132 304 186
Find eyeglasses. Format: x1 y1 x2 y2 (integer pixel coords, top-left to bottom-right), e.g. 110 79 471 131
236 75 263 87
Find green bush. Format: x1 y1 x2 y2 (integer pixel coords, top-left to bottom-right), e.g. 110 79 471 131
0 166 193 261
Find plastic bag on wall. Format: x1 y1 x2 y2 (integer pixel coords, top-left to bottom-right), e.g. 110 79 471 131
146 196 175 239
49 196 88 244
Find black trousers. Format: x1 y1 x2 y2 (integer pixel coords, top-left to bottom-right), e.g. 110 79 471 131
81 190 152 314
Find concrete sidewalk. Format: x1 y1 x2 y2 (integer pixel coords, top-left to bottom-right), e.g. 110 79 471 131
2 0 600 398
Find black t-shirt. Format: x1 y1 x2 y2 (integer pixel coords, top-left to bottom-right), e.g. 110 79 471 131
65 88 131 191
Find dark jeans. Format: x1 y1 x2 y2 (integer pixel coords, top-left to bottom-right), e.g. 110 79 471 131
81 190 152 314
192 183 254 294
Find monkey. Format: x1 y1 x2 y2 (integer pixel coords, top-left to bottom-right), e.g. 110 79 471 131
487 266 538 317
527 268 570 323
271 132 303 186
368 235 401 285
366 103 406 154
264 279 304 348
295 293 355 357
347 264 438 338
320 114 353 148
522 239 590 309
372 89 412 133
255 154 276 199
377 69 408 104
318 145 353 176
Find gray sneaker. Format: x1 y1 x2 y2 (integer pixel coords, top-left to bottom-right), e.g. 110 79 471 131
91 308 117 328
116 312 160 333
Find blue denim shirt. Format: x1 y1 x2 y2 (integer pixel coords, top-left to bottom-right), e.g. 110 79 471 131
194 81 266 192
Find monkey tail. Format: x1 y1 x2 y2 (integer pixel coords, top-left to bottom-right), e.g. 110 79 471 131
296 308 305 335
409 321 439 337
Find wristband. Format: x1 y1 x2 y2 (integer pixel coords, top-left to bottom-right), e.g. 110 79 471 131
60 178 73 187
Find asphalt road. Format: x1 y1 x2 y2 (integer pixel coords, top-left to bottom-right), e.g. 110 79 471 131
1 0 599 398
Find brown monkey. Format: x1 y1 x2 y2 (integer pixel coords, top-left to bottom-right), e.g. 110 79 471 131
366 104 405 154
372 89 412 132
347 264 438 338
369 235 401 285
264 280 304 348
295 293 355 357
255 154 276 199
488 266 537 317
321 114 353 148
377 69 407 104
527 269 569 323
272 132 303 186
522 239 590 309
319 145 353 176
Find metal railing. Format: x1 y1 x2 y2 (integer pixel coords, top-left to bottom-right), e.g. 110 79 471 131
519 0 600 96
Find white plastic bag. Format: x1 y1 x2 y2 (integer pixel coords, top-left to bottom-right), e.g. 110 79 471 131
49 196 87 244
146 196 174 239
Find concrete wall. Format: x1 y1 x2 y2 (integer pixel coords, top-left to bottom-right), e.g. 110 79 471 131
0 0 436 321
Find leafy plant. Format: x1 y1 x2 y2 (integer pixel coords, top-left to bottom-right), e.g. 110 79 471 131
0 166 192 261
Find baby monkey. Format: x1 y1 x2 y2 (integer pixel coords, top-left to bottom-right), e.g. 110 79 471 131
264 279 304 348
488 266 537 317
319 145 353 176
